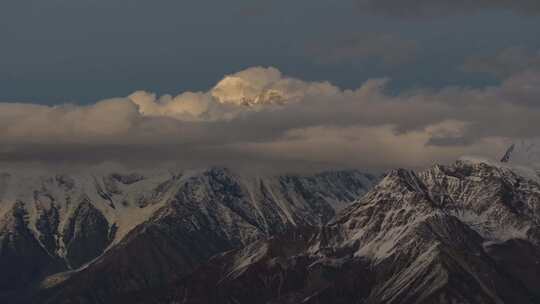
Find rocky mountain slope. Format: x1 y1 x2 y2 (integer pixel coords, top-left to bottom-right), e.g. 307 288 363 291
0 167 376 303
152 159 540 304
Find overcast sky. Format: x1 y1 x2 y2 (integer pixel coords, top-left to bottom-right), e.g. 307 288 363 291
1 0 540 172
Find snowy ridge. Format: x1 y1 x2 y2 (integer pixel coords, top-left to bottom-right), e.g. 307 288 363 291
0 166 377 302
0 168 173 256
163 159 540 304
499 139 540 169
346 160 540 257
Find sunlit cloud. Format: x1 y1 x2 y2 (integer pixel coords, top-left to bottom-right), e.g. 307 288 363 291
1 66 537 171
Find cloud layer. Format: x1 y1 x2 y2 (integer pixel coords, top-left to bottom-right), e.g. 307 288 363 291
307 33 419 66
1 66 537 172
462 47 540 78
355 0 540 16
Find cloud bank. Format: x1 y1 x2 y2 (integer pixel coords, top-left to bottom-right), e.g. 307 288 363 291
1 66 537 172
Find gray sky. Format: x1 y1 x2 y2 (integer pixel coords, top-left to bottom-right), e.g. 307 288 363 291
2 0 539 104
1 0 540 172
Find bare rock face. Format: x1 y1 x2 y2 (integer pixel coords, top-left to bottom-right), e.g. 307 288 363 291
62 200 111 269
150 160 540 304
0 203 65 302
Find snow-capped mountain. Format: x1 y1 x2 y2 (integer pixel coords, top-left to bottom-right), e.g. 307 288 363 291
0 167 376 303
8 157 540 304
210 68 293 107
152 159 540 304
501 140 540 168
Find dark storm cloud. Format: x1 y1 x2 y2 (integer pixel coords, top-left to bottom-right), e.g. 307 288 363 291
355 0 540 16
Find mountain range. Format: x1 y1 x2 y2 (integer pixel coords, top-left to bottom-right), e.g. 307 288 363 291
0 167 375 303
153 159 540 304
2 143 540 303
